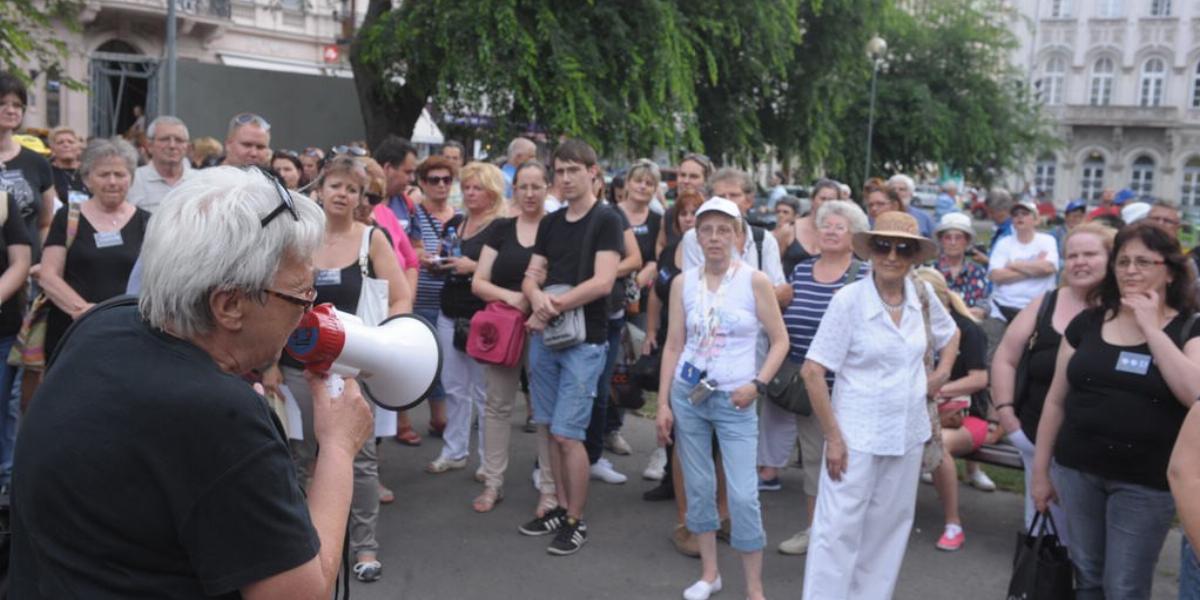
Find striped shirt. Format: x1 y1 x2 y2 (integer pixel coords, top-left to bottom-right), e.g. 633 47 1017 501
784 258 870 377
413 204 460 312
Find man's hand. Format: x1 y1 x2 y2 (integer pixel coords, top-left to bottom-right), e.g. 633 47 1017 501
532 292 560 323
261 364 283 398
307 373 372 459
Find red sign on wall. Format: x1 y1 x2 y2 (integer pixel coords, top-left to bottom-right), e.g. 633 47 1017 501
323 45 340 63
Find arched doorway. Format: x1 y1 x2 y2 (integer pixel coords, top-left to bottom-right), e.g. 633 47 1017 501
89 40 159 138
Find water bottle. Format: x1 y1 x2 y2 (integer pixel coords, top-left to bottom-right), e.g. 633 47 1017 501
443 226 462 258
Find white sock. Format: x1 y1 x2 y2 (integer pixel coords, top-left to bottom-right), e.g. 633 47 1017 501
945 523 963 537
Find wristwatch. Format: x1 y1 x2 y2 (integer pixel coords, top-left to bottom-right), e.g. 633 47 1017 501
753 378 768 398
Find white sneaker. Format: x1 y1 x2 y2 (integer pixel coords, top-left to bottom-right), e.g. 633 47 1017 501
920 472 933 485
605 431 633 455
778 529 810 555
683 576 722 600
590 457 628 484
532 467 542 491
968 468 997 492
643 447 667 481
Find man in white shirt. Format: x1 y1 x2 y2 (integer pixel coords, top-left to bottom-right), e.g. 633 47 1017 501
984 198 1058 356
680 167 790 307
127 116 194 213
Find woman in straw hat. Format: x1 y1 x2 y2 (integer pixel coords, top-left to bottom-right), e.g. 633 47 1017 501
799 210 960 599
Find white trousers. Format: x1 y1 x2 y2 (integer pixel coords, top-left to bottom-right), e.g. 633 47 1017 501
756 397 798 469
436 312 486 463
802 444 923 600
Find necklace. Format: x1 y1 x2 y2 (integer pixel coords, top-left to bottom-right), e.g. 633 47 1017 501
877 286 904 313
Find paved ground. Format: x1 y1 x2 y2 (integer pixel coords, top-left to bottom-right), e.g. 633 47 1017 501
350 402 1184 600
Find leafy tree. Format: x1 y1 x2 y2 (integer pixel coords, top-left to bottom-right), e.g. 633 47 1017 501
0 0 83 86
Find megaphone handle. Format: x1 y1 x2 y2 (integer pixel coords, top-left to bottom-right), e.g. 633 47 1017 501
324 373 345 397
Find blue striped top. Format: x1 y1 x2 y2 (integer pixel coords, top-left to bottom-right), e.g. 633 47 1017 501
784 258 870 371
414 204 460 312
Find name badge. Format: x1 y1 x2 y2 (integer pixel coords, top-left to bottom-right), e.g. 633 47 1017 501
93 231 123 249
316 269 342 286
1115 351 1152 376
680 361 705 386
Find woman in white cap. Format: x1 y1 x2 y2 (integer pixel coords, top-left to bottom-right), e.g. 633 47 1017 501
799 211 959 599
935 212 990 321
656 196 788 600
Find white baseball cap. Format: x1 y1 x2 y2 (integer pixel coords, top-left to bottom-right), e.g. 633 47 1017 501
694 197 741 221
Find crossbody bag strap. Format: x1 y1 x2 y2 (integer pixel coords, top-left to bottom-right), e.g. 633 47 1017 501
358 226 374 277
66 202 81 250
576 202 605 283
1178 312 1200 348
845 259 862 285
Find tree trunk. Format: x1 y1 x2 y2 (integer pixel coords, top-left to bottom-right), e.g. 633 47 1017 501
350 0 429 149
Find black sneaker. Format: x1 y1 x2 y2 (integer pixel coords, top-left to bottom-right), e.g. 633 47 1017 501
518 506 566 536
547 517 588 556
642 480 675 502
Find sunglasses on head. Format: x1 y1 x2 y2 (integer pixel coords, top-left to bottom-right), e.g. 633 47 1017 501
870 237 918 258
232 112 271 131
424 175 453 186
253 168 298 228
332 145 367 157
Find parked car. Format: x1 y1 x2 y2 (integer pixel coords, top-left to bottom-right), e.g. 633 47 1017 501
912 184 940 208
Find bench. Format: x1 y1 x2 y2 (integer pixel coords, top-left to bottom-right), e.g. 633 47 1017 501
965 441 1024 470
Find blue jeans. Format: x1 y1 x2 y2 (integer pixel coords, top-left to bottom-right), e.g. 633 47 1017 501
414 307 445 401
1054 462 1175 600
0 335 17 487
670 380 764 552
585 316 625 464
528 333 607 441
1182 537 1200 600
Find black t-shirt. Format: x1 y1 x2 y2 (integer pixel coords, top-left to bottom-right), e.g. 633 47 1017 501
0 192 31 336
949 312 988 416
626 209 660 313
533 201 624 343
1018 290 1062 442
51 165 87 205
1055 307 1200 490
0 147 53 260
10 303 320 598
485 217 535 292
44 205 152 358
440 215 497 319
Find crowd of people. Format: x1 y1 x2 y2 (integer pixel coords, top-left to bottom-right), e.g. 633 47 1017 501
3 67 1200 599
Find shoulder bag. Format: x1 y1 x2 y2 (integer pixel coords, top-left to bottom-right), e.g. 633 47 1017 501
609 326 645 410
542 204 606 350
913 275 944 475
355 227 399 436
9 202 82 372
1012 290 1054 413
467 301 527 368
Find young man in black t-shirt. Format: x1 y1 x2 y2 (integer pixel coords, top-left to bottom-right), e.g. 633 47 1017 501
519 139 623 555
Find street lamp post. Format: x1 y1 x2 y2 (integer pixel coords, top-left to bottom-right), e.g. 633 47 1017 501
863 36 887 186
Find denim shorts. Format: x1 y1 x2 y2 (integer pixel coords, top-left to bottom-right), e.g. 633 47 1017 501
527 333 607 441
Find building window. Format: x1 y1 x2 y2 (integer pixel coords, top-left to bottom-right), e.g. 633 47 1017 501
1130 155 1155 195
44 70 61 128
1183 157 1200 209
279 0 303 9
1150 0 1171 17
1192 62 1200 109
1035 155 1056 198
1139 58 1166 107
1097 0 1121 18
1090 58 1114 106
1039 56 1066 105
1049 0 1070 17
1081 154 1105 201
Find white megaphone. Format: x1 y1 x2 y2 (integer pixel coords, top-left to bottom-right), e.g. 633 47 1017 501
285 304 442 411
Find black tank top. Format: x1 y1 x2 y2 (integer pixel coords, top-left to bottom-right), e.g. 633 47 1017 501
654 239 681 346
782 238 816 282
1018 289 1060 442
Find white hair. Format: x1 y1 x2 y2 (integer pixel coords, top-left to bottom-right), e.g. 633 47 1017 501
146 115 190 141
80 137 138 179
888 173 915 192
138 167 324 338
816 199 869 234
507 137 535 162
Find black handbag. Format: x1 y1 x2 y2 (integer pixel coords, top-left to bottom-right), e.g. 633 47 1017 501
1013 292 1053 412
452 317 471 352
609 327 644 410
631 350 661 392
1007 511 1075 600
765 359 811 416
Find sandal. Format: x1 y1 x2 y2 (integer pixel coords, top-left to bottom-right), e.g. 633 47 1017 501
353 559 382 582
394 427 422 446
472 486 503 513
536 492 559 518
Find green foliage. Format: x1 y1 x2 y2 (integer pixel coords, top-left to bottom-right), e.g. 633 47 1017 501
0 0 84 88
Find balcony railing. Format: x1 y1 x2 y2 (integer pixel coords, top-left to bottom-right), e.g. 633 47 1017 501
176 0 231 19
1046 104 1181 127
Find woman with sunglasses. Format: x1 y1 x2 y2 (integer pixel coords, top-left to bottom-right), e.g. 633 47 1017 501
277 156 409 583
799 211 959 599
270 151 306 191
1032 223 1200 599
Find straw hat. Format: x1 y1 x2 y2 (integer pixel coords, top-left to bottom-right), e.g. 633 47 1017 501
852 211 938 263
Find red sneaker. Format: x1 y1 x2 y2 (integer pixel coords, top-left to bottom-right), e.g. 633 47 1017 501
936 525 965 552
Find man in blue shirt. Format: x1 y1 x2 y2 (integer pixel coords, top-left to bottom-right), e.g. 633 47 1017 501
888 173 935 238
502 137 537 198
375 136 420 240
986 188 1014 254
934 181 959 222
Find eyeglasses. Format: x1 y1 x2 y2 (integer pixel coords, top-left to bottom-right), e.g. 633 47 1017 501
697 224 737 238
818 222 848 233
231 112 271 131
332 145 367 157
870 237 918 258
153 135 189 145
1115 257 1165 271
257 168 298 227
0 100 25 111
424 175 453 186
264 288 317 311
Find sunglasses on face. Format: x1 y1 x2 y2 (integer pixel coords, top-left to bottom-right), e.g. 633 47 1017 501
424 175 453 186
870 237 918 258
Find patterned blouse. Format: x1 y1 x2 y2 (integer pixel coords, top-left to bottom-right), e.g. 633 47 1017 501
937 256 990 309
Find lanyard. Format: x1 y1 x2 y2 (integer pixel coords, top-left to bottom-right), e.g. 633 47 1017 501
695 262 739 368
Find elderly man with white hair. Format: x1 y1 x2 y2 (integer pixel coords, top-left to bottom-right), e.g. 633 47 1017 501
127 115 195 213
10 167 375 600
502 136 537 197
887 174 935 238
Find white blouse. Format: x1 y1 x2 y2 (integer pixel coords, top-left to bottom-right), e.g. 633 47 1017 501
805 276 957 456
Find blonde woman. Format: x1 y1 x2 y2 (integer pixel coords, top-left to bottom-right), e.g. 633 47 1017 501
427 162 508 475
278 156 409 582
